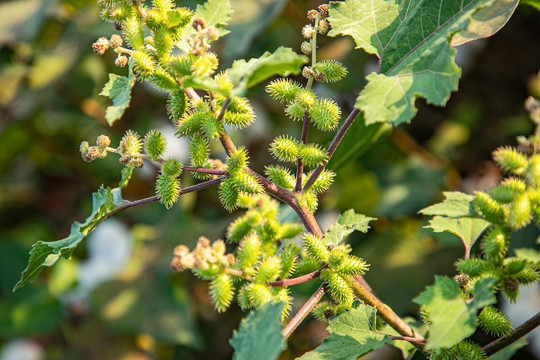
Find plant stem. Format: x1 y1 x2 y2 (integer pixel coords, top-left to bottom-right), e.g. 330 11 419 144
182 166 228 175
483 311 540 357
282 282 326 338
223 267 323 287
105 176 226 221
295 110 310 192
303 108 360 191
350 275 427 355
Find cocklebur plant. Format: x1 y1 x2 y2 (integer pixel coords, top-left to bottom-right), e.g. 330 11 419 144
14 0 540 359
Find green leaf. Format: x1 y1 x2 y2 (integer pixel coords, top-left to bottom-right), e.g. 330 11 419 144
425 216 490 251
99 65 136 126
413 276 496 350
327 115 391 170
521 0 540 11
230 302 285 360
514 248 540 268
14 186 125 291
298 305 391 360
419 191 476 217
487 337 528 360
182 76 227 96
194 0 232 36
323 209 375 246
228 47 308 97
451 0 519 46
328 0 500 126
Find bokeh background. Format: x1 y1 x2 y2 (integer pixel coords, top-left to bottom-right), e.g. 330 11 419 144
1 0 540 359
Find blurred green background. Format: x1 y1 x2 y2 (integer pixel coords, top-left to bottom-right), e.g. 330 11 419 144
1 0 539 359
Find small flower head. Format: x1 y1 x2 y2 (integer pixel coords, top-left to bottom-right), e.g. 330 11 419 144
302 25 315 39
192 17 206 30
109 34 123 48
92 37 110 55
318 20 329 35
301 41 311 55
115 54 128 67
318 4 329 18
302 66 315 79
307 9 319 22
96 135 111 148
207 26 219 41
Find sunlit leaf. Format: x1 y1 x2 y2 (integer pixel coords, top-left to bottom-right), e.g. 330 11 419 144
328 0 503 126
451 0 519 46
413 276 496 350
99 65 136 126
298 305 390 360
419 191 476 217
14 186 125 291
426 216 490 251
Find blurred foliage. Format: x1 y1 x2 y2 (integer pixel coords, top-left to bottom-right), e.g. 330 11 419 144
0 0 539 359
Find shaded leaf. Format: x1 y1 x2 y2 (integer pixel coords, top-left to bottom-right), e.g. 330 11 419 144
323 209 375 246
228 47 307 97
413 276 496 350
298 305 390 360
419 191 476 217
328 0 500 126
14 186 125 291
327 116 391 170
224 0 288 63
99 65 136 126
487 337 528 360
451 0 519 46
426 215 490 250
230 302 285 360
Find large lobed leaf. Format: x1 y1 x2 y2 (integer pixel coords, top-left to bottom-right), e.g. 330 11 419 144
230 302 285 360
413 276 496 350
14 186 125 291
298 305 390 360
420 192 488 255
328 0 501 126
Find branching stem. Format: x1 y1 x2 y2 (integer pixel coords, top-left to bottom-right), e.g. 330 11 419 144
282 282 326 338
303 108 360 191
295 110 310 192
223 267 323 287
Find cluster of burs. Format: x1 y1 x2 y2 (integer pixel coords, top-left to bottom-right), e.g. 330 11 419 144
458 144 540 298
80 0 368 319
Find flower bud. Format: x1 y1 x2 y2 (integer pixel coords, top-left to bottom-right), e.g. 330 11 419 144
115 55 128 67
92 37 110 55
307 10 319 22
318 20 329 35
109 34 123 48
302 25 315 39
301 41 311 55
314 71 326 83
192 17 206 30
96 135 111 148
318 4 329 18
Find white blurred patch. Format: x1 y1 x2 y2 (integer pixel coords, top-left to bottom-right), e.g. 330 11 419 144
62 219 131 304
501 282 540 358
0 339 44 360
